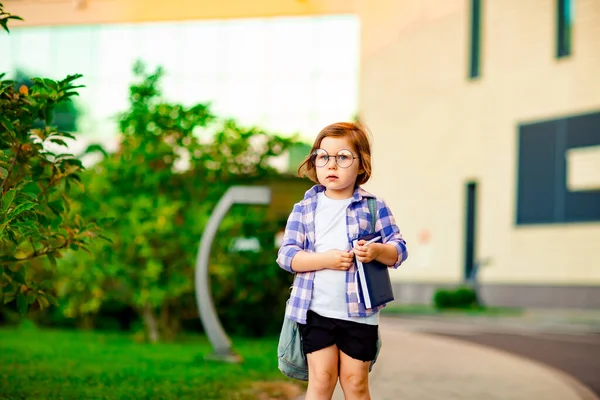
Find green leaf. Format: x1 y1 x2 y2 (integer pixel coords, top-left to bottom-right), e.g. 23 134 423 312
20 192 36 200
45 294 59 307
16 293 28 315
55 152 75 160
50 215 62 229
49 138 68 147
11 221 36 232
48 199 64 213
62 196 71 213
79 245 92 255
58 132 76 140
2 189 16 212
2 283 16 295
0 116 15 131
0 166 7 180
98 217 116 226
63 158 83 168
7 201 37 220
44 108 53 125
84 144 109 157
98 235 113 243
39 280 54 290
22 182 40 196
12 269 26 285
47 253 57 268
5 228 18 245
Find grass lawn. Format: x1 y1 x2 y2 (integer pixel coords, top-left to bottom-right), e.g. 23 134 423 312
0 322 304 400
381 304 523 317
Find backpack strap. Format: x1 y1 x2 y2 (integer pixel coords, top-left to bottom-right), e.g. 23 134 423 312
367 197 377 234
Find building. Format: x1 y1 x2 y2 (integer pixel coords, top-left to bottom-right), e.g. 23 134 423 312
357 0 600 308
5 0 599 308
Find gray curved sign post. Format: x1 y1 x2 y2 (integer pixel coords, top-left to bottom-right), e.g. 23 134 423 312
194 186 271 362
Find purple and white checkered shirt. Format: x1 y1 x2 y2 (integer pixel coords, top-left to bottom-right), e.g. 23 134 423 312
276 184 408 324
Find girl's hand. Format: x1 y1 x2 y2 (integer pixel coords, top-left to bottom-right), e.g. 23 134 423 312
354 241 381 263
322 249 355 271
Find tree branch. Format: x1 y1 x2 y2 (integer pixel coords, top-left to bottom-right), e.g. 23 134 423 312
6 240 70 264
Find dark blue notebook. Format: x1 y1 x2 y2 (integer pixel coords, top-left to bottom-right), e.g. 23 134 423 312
353 232 395 309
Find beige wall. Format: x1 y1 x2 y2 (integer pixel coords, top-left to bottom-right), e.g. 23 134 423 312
358 0 600 285
4 0 356 27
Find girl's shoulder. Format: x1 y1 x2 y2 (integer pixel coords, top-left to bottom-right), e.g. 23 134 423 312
297 184 323 205
356 188 391 211
356 186 379 203
290 189 319 213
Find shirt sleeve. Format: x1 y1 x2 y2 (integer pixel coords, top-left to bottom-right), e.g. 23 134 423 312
276 202 306 273
376 198 408 268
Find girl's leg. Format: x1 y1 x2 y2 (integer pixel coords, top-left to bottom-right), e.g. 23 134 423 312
305 344 339 400
338 350 371 400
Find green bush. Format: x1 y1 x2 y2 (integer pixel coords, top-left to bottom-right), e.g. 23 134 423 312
454 287 478 306
432 289 452 308
53 63 302 341
1 3 103 315
433 286 478 309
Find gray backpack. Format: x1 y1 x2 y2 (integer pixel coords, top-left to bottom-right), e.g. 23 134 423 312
277 306 308 381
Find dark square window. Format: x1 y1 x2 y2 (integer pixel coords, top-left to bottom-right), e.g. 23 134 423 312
517 111 600 225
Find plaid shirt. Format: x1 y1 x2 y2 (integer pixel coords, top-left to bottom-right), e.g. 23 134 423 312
276 184 408 324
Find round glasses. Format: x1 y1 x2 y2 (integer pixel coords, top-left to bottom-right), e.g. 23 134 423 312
312 149 359 168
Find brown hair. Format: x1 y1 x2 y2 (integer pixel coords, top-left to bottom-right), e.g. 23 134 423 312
298 121 372 186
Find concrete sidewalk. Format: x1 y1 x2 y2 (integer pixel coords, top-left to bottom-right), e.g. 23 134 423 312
319 316 598 400
382 308 600 336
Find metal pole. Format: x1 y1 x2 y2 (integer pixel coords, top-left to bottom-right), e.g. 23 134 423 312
194 186 271 362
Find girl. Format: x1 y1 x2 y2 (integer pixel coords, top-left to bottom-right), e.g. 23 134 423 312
277 122 408 400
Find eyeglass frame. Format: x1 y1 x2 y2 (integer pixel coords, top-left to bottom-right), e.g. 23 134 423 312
311 148 360 168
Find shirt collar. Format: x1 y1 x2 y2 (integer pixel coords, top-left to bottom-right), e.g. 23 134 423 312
302 184 376 203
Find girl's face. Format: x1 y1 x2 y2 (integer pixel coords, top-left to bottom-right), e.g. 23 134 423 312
314 136 361 200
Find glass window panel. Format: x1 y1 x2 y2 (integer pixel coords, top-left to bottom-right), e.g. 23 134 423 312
96 25 139 80
223 19 268 75
180 21 225 78
52 26 96 77
1 15 359 141
11 28 53 77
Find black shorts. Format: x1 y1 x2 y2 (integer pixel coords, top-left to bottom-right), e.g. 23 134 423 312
298 310 379 362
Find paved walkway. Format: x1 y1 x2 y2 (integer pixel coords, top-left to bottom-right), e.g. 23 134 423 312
301 316 598 400
387 309 600 336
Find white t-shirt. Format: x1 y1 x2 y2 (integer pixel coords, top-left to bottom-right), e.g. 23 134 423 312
310 192 379 325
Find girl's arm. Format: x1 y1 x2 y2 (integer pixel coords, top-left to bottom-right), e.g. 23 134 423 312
371 243 399 266
291 249 354 273
276 203 305 273
374 198 408 268
276 202 355 273
354 241 399 265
